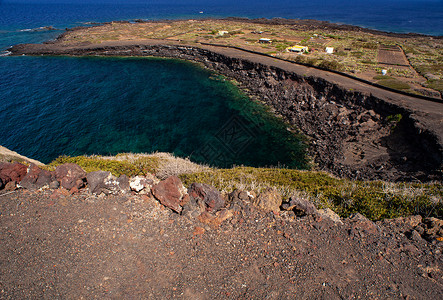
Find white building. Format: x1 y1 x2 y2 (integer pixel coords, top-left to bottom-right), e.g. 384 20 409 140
287 45 308 53
259 38 272 44
325 47 334 54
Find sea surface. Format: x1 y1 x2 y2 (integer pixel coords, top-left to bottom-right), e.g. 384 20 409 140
0 0 441 167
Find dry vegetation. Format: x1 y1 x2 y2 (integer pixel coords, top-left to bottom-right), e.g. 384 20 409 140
60 19 443 97
49 153 443 222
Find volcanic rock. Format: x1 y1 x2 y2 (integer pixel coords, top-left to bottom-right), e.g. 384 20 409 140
20 164 53 190
348 213 379 235
282 195 318 216
316 208 343 224
86 171 130 195
129 176 153 193
152 176 185 213
0 162 27 186
4 181 17 191
55 163 86 190
252 188 282 213
188 182 225 212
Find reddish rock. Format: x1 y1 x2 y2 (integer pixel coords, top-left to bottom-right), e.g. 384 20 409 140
180 194 190 206
4 181 17 191
55 163 86 190
20 164 53 190
152 176 183 213
197 209 234 228
348 213 379 235
0 162 27 186
252 188 282 213
50 188 70 200
188 183 225 212
193 226 205 236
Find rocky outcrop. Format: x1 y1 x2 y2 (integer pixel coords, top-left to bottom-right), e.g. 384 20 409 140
1 161 442 244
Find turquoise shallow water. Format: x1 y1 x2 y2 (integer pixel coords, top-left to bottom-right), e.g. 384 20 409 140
0 55 307 168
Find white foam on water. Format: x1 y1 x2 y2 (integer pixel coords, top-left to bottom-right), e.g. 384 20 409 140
0 51 12 57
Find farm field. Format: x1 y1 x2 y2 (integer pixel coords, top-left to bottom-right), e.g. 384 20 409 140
59 19 443 97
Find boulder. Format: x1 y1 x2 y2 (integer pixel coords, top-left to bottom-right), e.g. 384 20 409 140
282 195 318 216
20 164 53 190
129 176 153 193
423 217 443 240
152 176 185 213
316 208 343 224
0 162 27 186
49 180 60 190
86 171 130 195
229 189 255 202
252 188 282 213
55 163 86 190
4 181 17 191
348 213 379 235
188 183 225 212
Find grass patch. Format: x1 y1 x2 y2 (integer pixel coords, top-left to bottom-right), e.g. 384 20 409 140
425 79 443 93
377 79 411 90
180 167 443 221
49 155 161 177
373 75 393 80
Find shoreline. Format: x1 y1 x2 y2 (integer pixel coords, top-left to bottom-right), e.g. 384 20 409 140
8 25 443 182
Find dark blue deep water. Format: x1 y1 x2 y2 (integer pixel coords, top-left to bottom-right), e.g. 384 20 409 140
0 1 441 167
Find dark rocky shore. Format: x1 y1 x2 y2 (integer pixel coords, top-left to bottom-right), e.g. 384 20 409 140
9 39 443 182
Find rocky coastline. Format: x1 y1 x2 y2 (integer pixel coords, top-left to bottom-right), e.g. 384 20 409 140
9 40 443 182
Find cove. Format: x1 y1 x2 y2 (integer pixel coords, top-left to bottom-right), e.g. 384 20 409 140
0 55 308 168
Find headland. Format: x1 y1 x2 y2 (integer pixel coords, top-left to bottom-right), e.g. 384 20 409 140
2 18 443 298
9 18 443 182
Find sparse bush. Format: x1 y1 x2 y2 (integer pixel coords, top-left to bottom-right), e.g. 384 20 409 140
179 167 442 221
377 79 411 90
317 60 345 72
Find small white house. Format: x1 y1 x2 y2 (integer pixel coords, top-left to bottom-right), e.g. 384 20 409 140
287 45 308 53
259 38 272 44
325 47 334 54
218 31 229 36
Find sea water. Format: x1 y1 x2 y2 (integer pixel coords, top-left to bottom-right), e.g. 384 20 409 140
0 0 441 167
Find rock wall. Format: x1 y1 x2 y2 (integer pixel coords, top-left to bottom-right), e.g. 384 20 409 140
9 43 443 181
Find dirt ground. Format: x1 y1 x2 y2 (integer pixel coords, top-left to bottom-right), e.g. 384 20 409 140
1 188 442 299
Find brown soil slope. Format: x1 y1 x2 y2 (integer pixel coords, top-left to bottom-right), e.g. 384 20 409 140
1 188 442 299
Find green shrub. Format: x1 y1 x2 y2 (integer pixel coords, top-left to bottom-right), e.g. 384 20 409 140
373 75 393 80
317 60 345 71
180 167 442 221
49 155 160 177
426 79 443 93
377 79 411 90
